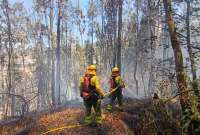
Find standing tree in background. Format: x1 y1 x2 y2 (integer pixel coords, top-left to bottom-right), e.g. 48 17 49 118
134 0 139 95
49 0 56 106
56 0 62 105
185 0 199 97
104 0 118 67
1 0 15 117
117 0 123 72
163 0 190 112
87 0 97 64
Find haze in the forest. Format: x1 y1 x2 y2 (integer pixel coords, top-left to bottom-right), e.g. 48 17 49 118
0 0 200 134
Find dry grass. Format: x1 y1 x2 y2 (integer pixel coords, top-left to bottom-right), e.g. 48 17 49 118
0 98 183 135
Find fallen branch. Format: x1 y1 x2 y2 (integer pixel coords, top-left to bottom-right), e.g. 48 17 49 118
15 124 34 135
0 118 21 126
164 90 200 104
0 93 29 114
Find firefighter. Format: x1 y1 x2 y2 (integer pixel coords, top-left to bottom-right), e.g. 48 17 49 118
107 67 125 111
79 65 105 124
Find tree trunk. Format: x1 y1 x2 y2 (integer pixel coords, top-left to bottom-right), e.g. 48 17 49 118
147 0 154 95
117 0 122 72
91 14 94 64
65 22 68 77
186 1 199 96
134 0 139 95
148 68 153 95
56 0 62 105
3 0 15 117
50 0 56 106
141 68 147 97
163 0 190 111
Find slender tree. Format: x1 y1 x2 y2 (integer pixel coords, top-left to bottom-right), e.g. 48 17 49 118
2 0 15 116
163 0 190 111
50 0 56 106
87 0 97 64
117 0 123 72
134 0 139 95
185 0 199 97
56 0 62 105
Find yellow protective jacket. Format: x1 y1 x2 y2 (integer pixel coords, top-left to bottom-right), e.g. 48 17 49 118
110 75 125 90
79 75 105 96
115 76 125 88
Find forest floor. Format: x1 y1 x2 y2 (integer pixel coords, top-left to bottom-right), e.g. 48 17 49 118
0 98 183 135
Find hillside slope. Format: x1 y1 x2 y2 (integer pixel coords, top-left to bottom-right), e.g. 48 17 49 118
0 98 182 135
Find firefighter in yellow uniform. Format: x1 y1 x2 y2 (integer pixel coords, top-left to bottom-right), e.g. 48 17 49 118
79 65 105 124
107 67 125 111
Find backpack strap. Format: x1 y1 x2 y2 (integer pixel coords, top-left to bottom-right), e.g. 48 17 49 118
110 76 117 89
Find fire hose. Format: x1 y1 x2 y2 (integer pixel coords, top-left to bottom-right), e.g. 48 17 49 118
40 86 120 135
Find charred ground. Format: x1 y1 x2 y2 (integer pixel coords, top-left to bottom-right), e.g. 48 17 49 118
0 98 182 135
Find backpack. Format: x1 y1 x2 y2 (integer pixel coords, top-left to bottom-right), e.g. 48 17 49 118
82 75 97 99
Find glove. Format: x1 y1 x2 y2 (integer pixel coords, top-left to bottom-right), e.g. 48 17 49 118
99 95 104 99
100 92 106 99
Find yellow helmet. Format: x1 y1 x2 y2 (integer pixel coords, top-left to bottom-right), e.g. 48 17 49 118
87 65 96 70
112 67 119 72
86 65 96 75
